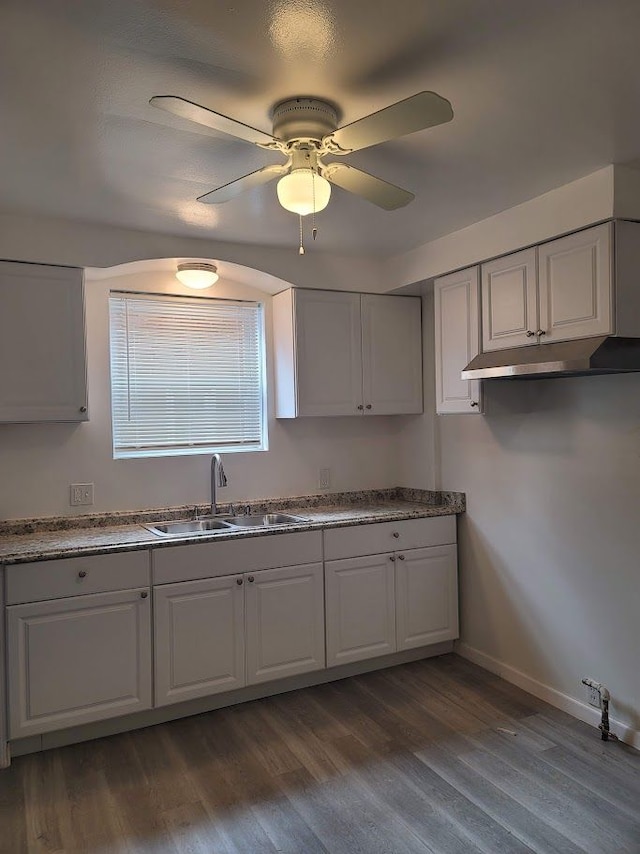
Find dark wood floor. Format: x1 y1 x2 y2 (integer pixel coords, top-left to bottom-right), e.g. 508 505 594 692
1 654 639 853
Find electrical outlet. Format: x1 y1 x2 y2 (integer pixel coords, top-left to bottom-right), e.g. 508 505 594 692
70 483 94 506
319 468 331 490
586 684 601 708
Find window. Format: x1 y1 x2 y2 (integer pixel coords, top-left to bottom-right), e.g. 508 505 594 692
109 291 266 459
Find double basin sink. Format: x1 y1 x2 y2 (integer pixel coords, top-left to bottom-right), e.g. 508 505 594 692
143 513 307 537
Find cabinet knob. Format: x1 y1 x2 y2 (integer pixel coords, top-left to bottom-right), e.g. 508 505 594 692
236 578 243 586
389 555 396 562
526 330 536 337
79 405 87 413
536 329 546 337
398 554 405 561
78 570 87 578
365 404 372 410
392 532 400 539
140 591 148 599
470 401 479 408
248 575 255 583
357 405 364 411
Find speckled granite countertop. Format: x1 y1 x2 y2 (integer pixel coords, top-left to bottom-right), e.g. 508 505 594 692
0 488 464 565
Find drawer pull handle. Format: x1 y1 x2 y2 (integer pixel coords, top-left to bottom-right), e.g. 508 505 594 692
392 532 400 539
236 578 243 586
79 405 87 413
78 570 87 578
248 575 255 583
389 555 396 562
140 591 148 599
398 554 405 561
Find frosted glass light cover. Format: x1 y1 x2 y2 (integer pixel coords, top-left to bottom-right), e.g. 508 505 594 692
277 170 331 215
176 264 219 289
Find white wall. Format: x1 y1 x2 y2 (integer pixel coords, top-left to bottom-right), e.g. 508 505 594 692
398 308 640 744
0 211 388 294
0 268 400 520
388 166 615 288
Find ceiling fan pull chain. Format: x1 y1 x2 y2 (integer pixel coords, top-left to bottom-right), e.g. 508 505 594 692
298 214 305 255
312 171 318 241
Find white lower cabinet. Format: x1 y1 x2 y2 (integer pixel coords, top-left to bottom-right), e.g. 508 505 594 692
3 518 459 755
325 554 397 666
154 575 246 707
245 562 325 685
7 588 152 738
154 562 325 706
324 519 459 667
395 545 458 650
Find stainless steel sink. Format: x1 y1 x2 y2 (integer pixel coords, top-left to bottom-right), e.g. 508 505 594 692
223 513 307 527
143 512 308 536
143 518 234 536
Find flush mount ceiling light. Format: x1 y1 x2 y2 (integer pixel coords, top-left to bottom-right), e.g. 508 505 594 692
176 262 219 289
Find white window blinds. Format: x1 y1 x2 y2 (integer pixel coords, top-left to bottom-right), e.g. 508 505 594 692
109 292 266 458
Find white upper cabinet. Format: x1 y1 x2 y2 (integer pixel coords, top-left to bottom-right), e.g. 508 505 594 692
0 261 88 422
274 289 362 417
480 223 614 352
434 267 483 414
273 288 422 417
481 248 538 350
538 223 612 342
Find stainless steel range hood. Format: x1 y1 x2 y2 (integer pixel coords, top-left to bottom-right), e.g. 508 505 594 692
461 336 640 380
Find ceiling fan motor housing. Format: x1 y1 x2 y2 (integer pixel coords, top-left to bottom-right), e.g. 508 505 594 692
272 98 339 144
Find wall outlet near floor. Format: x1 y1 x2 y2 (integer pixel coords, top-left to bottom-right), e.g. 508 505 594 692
70 483 94 506
318 468 331 490
585 684 601 708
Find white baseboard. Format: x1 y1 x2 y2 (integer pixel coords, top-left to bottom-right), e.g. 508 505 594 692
455 642 640 750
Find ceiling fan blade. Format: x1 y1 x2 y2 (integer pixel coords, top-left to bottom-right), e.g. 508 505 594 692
150 96 278 147
323 163 414 210
326 91 453 153
197 165 288 204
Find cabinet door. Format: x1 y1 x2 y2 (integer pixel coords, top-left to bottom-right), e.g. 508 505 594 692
294 289 363 416
481 248 538 350
361 295 423 415
154 576 245 707
396 545 458 650
0 262 87 422
7 588 151 738
538 223 613 343
245 562 325 684
325 554 396 667
434 267 483 414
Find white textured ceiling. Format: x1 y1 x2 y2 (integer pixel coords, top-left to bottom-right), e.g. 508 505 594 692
1 0 640 256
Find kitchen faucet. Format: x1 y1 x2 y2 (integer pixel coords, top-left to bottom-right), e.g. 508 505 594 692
210 453 228 516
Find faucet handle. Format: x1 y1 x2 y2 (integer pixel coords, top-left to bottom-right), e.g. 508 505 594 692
244 504 251 516
193 505 199 520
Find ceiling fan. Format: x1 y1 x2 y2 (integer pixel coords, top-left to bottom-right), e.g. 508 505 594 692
150 92 454 221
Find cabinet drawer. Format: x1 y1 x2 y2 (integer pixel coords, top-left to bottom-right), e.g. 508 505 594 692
323 516 456 560
6 550 151 605
153 531 323 585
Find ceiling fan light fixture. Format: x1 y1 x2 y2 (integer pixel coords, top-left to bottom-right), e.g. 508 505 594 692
277 169 331 216
176 262 219 289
